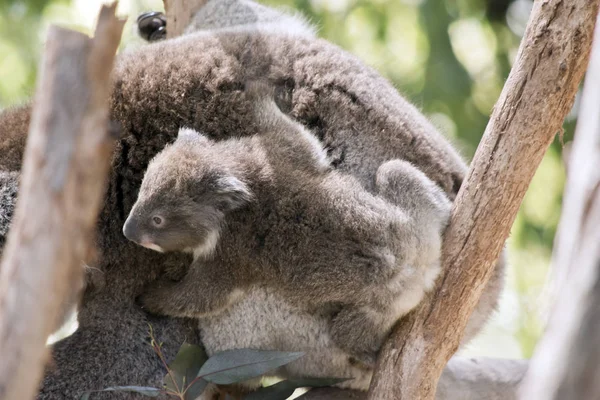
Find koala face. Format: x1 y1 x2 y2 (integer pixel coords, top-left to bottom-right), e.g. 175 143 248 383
123 185 223 254
123 128 253 257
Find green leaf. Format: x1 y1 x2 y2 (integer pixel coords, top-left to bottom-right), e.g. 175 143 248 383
164 343 208 393
243 377 351 400
184 378 208 400
197 349 304 385
243 381 296 400
79 393 91 400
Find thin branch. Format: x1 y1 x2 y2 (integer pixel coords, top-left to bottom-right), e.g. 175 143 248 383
520 12 600 400
0 4 125 400
367 1 599 399
163 0 209 39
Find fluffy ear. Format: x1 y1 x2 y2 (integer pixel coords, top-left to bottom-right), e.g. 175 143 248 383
176 127 211 144
214 176 253 212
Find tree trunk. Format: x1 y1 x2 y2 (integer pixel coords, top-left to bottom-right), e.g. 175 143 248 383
0 4 124 400
164 0 209 38
367 1 599 399
520 11 600 400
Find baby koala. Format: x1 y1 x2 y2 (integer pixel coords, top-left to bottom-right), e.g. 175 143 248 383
124 83 451 365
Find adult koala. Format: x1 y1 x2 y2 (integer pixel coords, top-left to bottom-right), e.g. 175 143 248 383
0 0 505 398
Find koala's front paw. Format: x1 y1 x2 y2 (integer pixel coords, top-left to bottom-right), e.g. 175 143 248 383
137 11 167 42
138 280 182 316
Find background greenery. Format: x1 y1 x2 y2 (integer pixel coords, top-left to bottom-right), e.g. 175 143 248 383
0 0 572 359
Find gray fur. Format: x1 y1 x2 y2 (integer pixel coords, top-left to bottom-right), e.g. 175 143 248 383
0 0 506 397
126 85 451 366
184 0 317 38
0 171 18 254
200 287 374 390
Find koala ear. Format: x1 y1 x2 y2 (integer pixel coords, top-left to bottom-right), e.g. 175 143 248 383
214 176 253 212
176 127 211 145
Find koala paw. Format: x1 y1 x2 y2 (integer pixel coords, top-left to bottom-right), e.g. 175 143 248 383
137 280 181 316
330 308 384 370
348 351 378 370
348 356 375 371
137 11 167 42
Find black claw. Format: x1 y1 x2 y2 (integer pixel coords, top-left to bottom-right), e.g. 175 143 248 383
137 11 167 42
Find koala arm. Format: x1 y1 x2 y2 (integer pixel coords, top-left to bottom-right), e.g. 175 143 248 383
140 259 240 319
247 83 330 174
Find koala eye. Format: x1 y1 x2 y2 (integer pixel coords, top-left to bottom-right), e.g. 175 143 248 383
152 216 164 227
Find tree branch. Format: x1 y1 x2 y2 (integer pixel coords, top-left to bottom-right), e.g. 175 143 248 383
520 11 600 399
164 0 209 38
367 1 599 399
301 357 527 400
0 4 125 400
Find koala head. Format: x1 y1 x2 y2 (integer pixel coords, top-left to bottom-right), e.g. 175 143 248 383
123 128 253 257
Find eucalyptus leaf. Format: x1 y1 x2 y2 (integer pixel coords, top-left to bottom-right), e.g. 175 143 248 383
243 377 351 400
184 378 209 400
243 381 296 400
164 343 208 393
197 349 304 385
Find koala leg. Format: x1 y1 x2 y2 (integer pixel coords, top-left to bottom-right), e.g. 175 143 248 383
376 159 506 345
375 159 451 274
329 306 391 368
139 260 243 319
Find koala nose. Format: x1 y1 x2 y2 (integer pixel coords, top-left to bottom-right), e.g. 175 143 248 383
122 218 138 242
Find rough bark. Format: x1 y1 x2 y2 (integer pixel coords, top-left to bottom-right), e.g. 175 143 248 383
367 1 599 399
302 357 528 400
164 0 209 38
0 4 125 400
520 12 600 400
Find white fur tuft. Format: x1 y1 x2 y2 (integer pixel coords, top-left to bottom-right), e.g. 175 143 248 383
184 230 221 261
216 176 250 195
140 241 165 253
176 127 209 144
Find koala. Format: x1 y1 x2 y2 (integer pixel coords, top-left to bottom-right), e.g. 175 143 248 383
124 85 451 366
0 0 506 397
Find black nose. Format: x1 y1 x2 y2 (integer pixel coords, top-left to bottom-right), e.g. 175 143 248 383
122 218 138 242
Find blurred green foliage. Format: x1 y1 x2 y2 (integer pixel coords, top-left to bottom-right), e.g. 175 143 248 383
1 0 573 359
